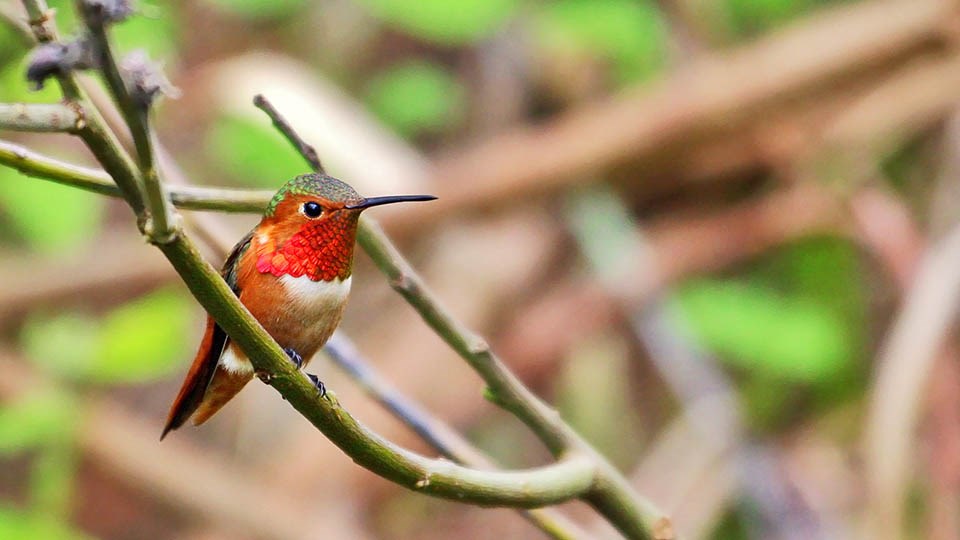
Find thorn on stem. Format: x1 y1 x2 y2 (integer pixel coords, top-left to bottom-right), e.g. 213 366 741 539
26 39 96 90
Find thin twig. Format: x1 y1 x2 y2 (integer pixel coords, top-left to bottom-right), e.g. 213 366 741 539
253 94 325 174
7 0 621 513
21 0 145 215
254 93 666 540
0 139 272 212
75 0 174 242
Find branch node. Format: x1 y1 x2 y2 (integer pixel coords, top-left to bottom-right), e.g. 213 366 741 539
414 475 432 489
465 337 491 357
653 517 676 540
27 7 57 42
67 101 87 131
143 212 182 245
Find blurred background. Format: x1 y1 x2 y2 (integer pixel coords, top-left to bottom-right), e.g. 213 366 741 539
1 0 958 538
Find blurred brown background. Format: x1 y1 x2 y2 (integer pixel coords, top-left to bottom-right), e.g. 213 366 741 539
2 0 960 538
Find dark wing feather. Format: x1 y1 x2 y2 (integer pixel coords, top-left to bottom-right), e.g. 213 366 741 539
160 231 254 439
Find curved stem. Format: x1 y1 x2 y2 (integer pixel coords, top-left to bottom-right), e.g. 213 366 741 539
254 94 665 539
157 235 598 507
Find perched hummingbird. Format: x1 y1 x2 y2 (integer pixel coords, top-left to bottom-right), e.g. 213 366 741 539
161 173 435 439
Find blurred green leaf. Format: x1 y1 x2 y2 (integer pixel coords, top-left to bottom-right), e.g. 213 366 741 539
724 0 849 37
534 0 668 84
22 314 100 381
22 289 193 384
42 0 178 61
0 391 75 455
365 59 464 137
355 0 517 44
112 3 179 61
0 57 62 103
94 289 192 383
204 0 307 19
206 114 307 187
674 280 852 381
0 506 88 540
29 438 76 525
0 166 102 254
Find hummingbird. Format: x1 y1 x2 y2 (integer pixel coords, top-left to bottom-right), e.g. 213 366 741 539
161 173 435 439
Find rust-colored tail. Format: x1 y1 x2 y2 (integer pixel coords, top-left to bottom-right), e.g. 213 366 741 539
161 316 228 439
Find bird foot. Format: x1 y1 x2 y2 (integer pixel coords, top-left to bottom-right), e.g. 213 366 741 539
307 373 327 398
283 347 303 369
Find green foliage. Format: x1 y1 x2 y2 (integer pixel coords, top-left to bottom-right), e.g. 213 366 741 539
206 114 307 187
533 0 668 84
724 0 851 38
674 279 851 382
364 59 464 137
0 506 88 540
204 0 308 19
0 168 103 254
22 289 192 384
0 56 64 103
0 391 75 455
355 0 517 44
44 0 178 61
95 289 194 382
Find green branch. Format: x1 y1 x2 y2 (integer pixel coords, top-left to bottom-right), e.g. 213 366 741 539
157 234 599 506
254 95 666 540
0 0 637 523
22 0 146 216
0 103 84 132
0 139 271 212
3 3 672 537
75 0 174 242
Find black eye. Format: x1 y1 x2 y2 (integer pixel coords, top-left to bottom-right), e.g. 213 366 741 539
302 201 323 218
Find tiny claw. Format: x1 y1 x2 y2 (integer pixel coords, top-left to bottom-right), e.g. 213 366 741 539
255 370 272 384
283 348 303 369
307 373 326 398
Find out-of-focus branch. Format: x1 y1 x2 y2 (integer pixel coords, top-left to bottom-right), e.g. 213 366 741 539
566 186 823 539
863 219 960 539
401 0 951 233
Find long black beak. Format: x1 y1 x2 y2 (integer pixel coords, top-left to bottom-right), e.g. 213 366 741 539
344 194 437 210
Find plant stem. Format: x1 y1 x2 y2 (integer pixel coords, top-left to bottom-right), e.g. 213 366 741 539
0 103 84 132
254 94 665 539
21 0 146 216
75 0 174 242
324 333 590 540
155 234 599 506
0 139 272 212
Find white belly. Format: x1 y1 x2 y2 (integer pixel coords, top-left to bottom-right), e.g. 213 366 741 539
219 274 352 373
280 274 352 310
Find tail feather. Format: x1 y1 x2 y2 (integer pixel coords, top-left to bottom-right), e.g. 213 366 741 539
161 317 228 439
190 364 253 426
